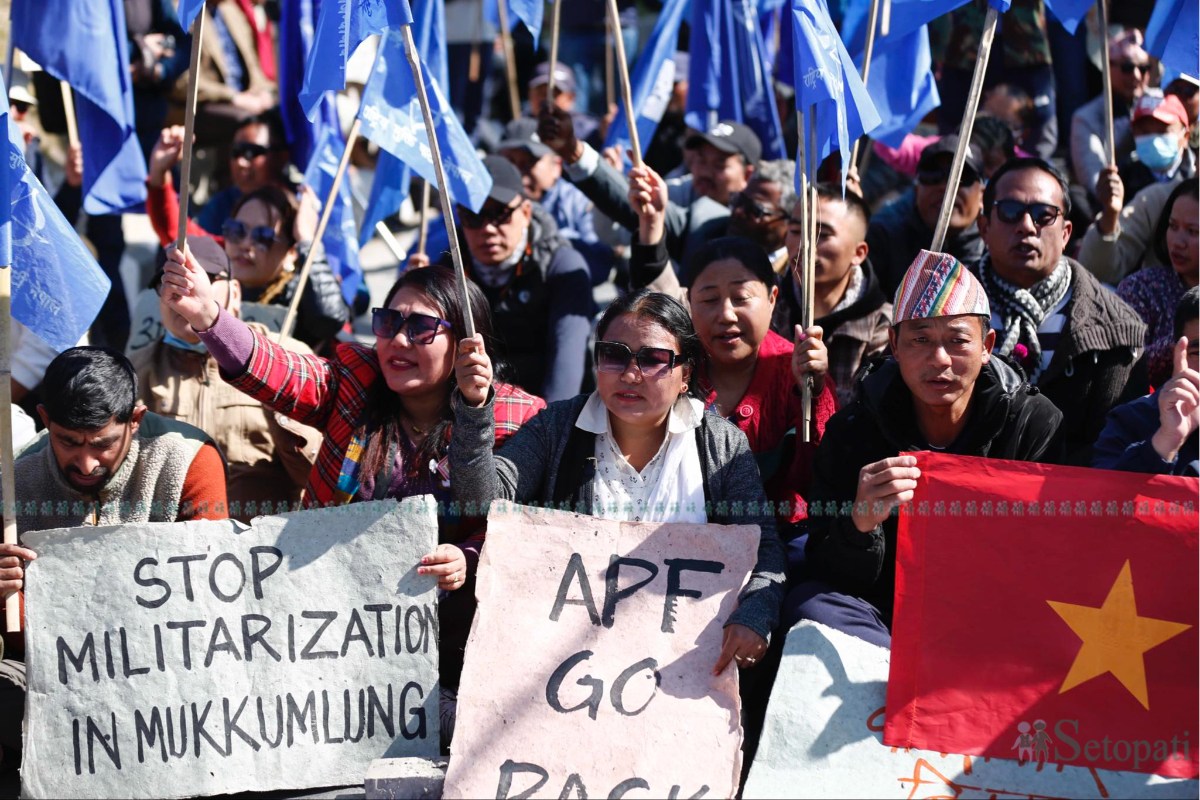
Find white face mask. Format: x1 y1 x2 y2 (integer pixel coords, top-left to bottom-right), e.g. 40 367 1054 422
1134 133 1181 171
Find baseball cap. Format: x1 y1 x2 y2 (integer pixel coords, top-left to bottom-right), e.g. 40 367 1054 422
917 135 984 185
481 155 527 205
496 117 553 159
529 62 577 95
1133 92 1189 128
685 121 762 165
151 236 230 291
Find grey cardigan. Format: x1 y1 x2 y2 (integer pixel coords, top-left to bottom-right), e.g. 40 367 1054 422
450 392 786 639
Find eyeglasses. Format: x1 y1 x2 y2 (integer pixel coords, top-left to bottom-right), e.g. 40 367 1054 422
730 191 787 222
371 307 452 345
594 341 683 378
460 202 523 230
991 199 1063 228
1112 61 1147 75
916 166 981 187
222 219 286 250
230 141 271 161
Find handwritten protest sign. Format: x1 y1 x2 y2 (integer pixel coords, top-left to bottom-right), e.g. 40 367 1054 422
21 499 440 799
743 622 1199 799
442 503 757 799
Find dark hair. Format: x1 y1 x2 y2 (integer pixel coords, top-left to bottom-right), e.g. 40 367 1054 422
1174 286 1199 341
595 289 705 398
359 266 500 482
41 347 138 429
1154 177 1199 267
971 116 1017 161
230 185 300 303
235 109 289 152
683 236 776 289
1166 77 1200 105
815 182 871 229
983 156 1072 218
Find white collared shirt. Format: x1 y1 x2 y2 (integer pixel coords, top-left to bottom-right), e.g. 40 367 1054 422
575 392 708 523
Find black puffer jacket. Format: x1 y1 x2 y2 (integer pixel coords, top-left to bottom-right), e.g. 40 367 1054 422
804 356 1063 625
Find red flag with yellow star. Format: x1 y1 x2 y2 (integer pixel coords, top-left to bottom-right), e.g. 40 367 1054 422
885 452 1198 778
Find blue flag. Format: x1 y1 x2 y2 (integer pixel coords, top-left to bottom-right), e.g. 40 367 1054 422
0 84 111 350
686 0 788 161
303 129 363 305
1146 0 1199 79
605 0 689 158
359 28 492 213
279 0 342 171
11 0 148 215
299 0 415 121
791 0 881 184
360 0 448 245
484 0 544 48
176 0 204 30
841 0 940 148
1042 0 1094 34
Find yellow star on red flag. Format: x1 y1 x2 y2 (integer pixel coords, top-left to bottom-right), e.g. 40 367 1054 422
1047 560 1192 710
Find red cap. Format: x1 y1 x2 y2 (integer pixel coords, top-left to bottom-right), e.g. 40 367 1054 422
1133 93 1189 128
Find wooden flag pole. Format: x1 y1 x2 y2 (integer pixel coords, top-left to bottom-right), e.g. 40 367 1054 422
546 0 563 102
176 10 207 253
496 0 523 120
848 0 883 172
931 6 998 252
1098 0 1116 167
607 0 642 166
605 13 616 112
279 118 361 341
0 264 18 633
59 82 79 149
801 105 818 443
417 181 432 256
790 108 815 443
402 25 476 338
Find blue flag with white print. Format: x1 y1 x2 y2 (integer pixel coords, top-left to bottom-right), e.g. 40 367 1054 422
484 0 545 48
359 28 492 213
299 0 415 121
303 128 363 305
686 0 787 160
605 0 689 158
11 0 147 215
360 0 448 245
790 0 881 185
0 81 111 350
1146 0 1199 79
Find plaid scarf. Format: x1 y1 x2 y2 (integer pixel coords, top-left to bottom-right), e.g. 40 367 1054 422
978 254 1071 380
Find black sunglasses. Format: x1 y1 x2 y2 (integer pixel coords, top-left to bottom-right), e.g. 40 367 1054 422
917 166 981 187
991 199 1062 228
594 341 684 378
230 142 271 161
730 191 787 222
371 307 452 345
461 202 523 230
10 101 31 115
222 219 286 249
1112 61 1147 75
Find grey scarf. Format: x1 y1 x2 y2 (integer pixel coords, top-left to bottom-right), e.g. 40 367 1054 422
979 254 1072 379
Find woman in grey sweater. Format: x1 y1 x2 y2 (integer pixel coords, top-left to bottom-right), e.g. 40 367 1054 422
450 289 786 672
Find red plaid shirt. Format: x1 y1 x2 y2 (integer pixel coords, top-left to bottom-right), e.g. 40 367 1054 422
226 331 545 509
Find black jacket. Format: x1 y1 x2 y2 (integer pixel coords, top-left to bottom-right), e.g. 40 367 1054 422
805 356 1063 625
867 191 986 298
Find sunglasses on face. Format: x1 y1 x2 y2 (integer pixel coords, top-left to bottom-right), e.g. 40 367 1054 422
371 307 452 345
1112 61 1147 75
230 142 271 161
916 166 981 187
594 341 683 378
991 199 1063 228
222 219 286 249
460 202 523 230
730 191 786 222
10 101 31 115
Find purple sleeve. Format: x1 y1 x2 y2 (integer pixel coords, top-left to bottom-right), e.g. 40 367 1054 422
196 306 259 374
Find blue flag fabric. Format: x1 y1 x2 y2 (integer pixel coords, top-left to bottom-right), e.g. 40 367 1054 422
360 0 448 245
1042 0 1094 34
0 85 111 350
303 129 363 305
604 0 689 158
299 0 415 121
359 28 492 213
686 0 788 161
280 0 342 171
1146 0 1199 79
11 0 148 215
176 0 204 30
791 0 881 184
484 0 544 48
841 0 940 148
834 0 969 45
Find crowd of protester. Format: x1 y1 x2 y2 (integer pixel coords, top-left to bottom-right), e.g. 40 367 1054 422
1 0 1197 783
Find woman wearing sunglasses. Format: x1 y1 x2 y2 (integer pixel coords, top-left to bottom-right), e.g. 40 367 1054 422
220 185 350 350
159 252 546 742
450 288 786 674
